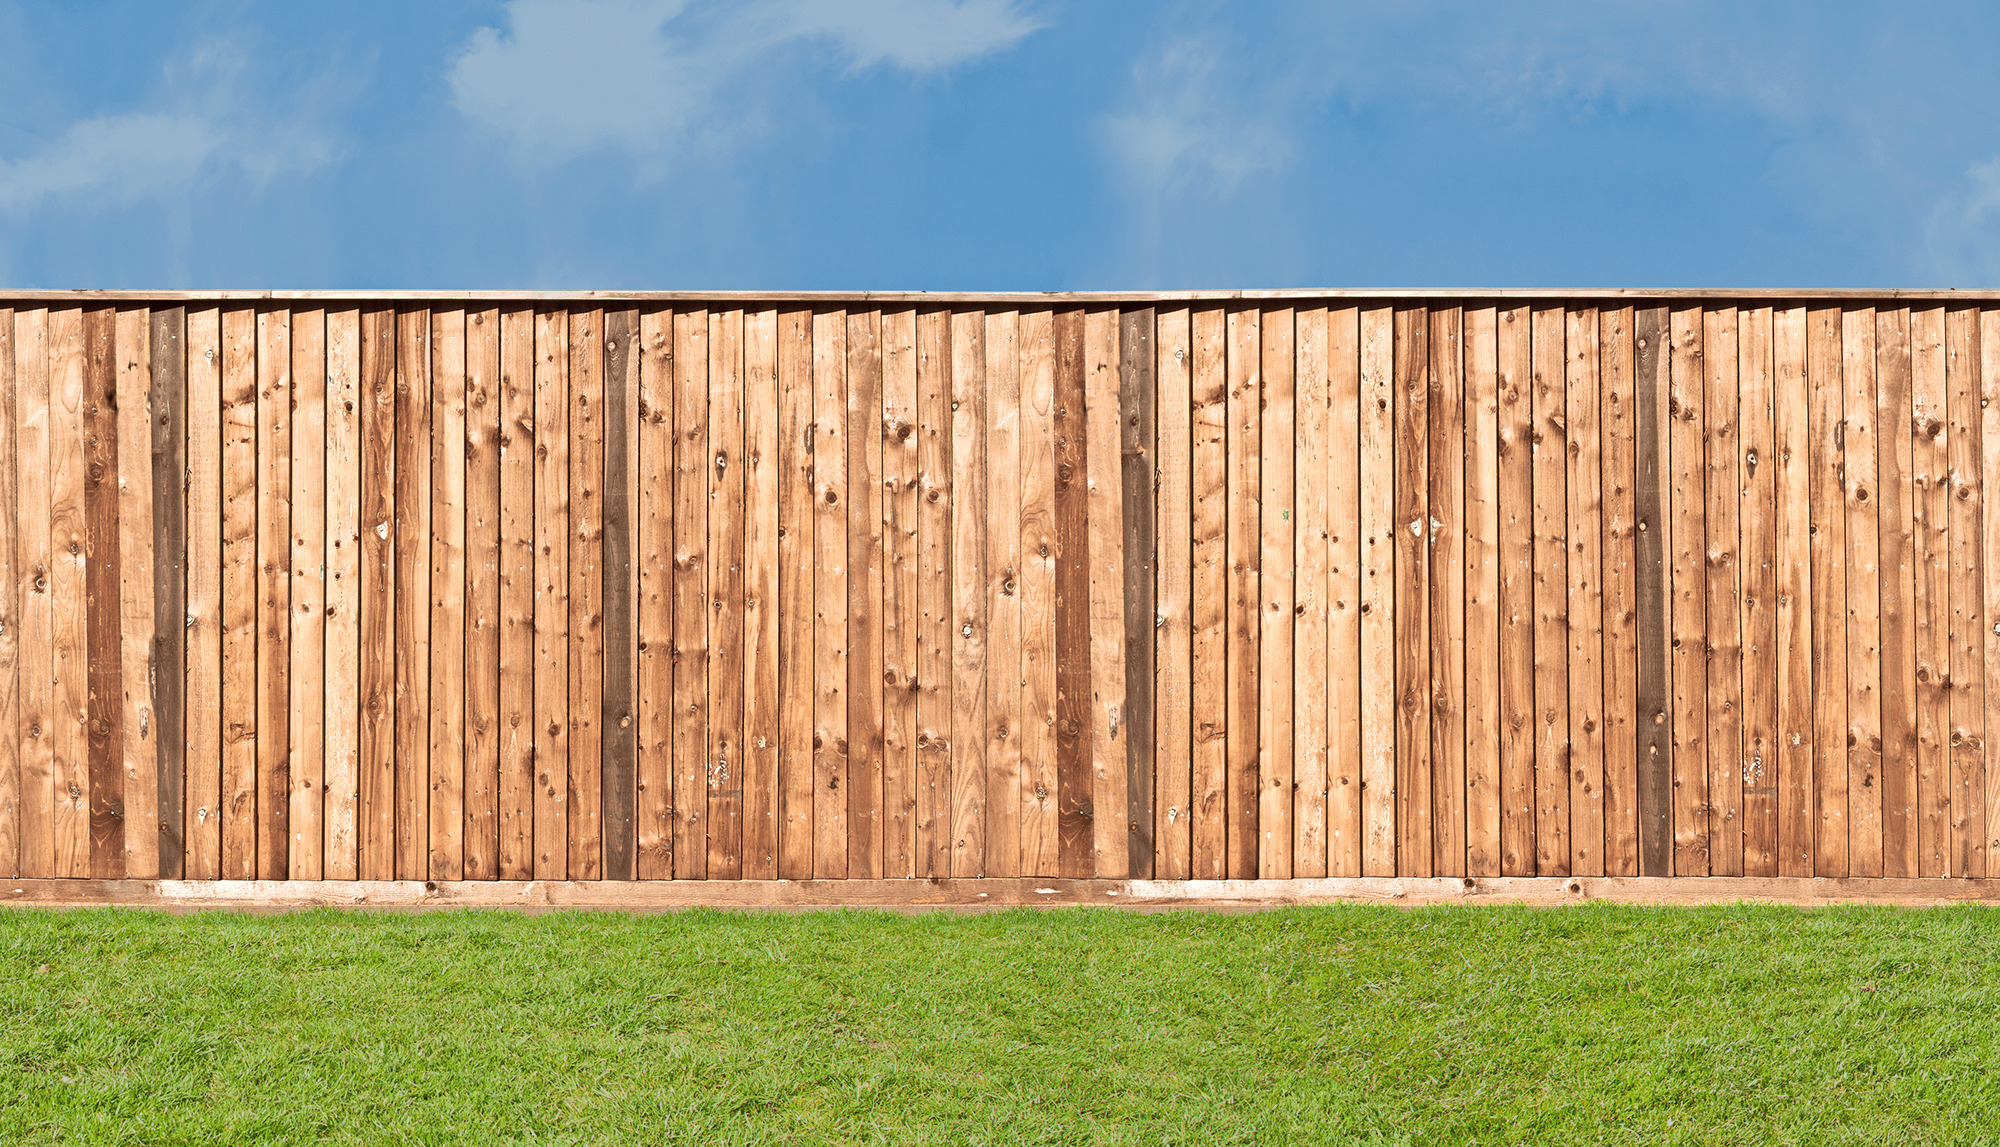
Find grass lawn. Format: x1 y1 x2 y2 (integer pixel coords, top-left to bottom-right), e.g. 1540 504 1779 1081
2 902 1998 1144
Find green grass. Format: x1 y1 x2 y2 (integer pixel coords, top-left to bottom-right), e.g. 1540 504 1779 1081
2 904 1997 1144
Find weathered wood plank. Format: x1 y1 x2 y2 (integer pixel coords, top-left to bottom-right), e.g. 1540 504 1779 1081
0 309 15 877
115 307 159 878
1667 305 1708 876
394 309 430 880
1462 305 1501 878
567 307 604 880
877 309 917 877
1774 306 1816 877
843 310 885 878
148 307 186 879
811 310 848 878
1598 306 1640 876
1086 308 1130 879
778 309 815 879
1808 305 1849 876
1982 308 2000 879
1119 307 1155 880
635 310 675 879
1875 306 1918 879
14 309 53 878
1633 307 1673 876
1053 308 1092 877
1704 306 1743 877
496 308 537 880
1259 307 1294 879
1531 304 1569 876
1327 306 1363 878
287 309 325 879
1151 306 1191 879
1227 307 1263 880
1358 305 1398 877
1188 307 1228 878
915 309 953 878
428 308 466 881
1496 306 1536 875
984 309 1020 878
1841 308 1883 878
217 306 256 880
1292 306 1329 879
323 308 360 881
1738 306 1780 877
1912 307 1949 877
253 311 292 880
182 308 221 879
675 309 711 877
1947 306 1987 877
1429 306 1465 877
464 308 502 879
531 309 567 879
83 307 122 878
741 308 781 879
1015 310 1060 877
707 308 746 879
947 310 986 877
1565 307 1604 876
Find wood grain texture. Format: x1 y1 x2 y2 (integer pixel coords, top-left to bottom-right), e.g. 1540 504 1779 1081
778 309 815 879
82 307 121 878
149 307 187 880
1053 308 1091 877
394 309 430 880
1633 307 1673 876
1738 307 1781 877
287 309 325 879
947 310 985 877
0 310 14 878
323 309 361 880
1667 305 1708 876
742 308 781 879
1875 307 1917 879
844 309 884 879
982 309 1020 878
116 307 159 878
1327 306 1363 878
1358 305 1397 877
1085 309 1130 878
1703 306 1743 876
877 309 916 877
1808 305 1850 876
531 310 567 879
1913 308 1950 877
1530 305 1569 876
1946 307 1986 876
496 308 537 880
707 308 746 880
1598 306 1640 876
465 308 503 879
675 309 710 877
1775 306 1817 877
17 309 55 879
429 309 466 881
1292 307 1329 879
1118 307 1155 880
183 308 221 879
567 308 604 880
1982 308 2000 875
1227 307 1263 880
636 310 675 879
915 310 953 877
1496 307 1536 875
1841 308 1883 878
217 307 255 880
1427 307 1464 876
1258 308 1294 878
1016 310 1058 876
1564 307 1604 876
1151 307 1191 879
1189 307 1228 878
1462 306 1501 877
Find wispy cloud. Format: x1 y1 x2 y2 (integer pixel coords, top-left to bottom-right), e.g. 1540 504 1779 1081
446 0 1044 166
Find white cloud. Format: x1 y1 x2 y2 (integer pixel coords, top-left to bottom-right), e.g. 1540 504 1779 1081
1927 157 2000 286
1102 40 1291 200
447 0 1043 164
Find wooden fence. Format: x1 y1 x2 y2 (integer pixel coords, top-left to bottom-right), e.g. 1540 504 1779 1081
1 290 1997 886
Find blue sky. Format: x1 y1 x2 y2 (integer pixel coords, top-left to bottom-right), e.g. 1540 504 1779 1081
3 0 1999 290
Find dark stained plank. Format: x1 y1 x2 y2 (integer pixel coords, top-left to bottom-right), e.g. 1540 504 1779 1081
1738 307 1781 877
1120 308 1156 879
1428 306 1465 876
149 307 185 879
1807 305 1849 876
1053 307 1092 877
1598 305 1640 876
1875 306 1918 878
1633 306 1673 877
1531 304 1569 876
599 309 636 880
83 307 123 878
1774 306 1816 877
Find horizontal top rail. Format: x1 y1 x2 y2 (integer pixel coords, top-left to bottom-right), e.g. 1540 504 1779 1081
3 287 2000 304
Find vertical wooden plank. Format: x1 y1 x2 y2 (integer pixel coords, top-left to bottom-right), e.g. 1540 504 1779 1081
1327 306 1364 878
1258 308 1294 879
1428 306 1465 877
182 307 222 879
810 309 846 878
1634 308 1674 875
430 309 468 881
497 308 537 880
1775 306 1817 877
985 309 1021 877
1739 307 1781 877
1292 307 1329 879
1150 306 1191 879
846 309 884 879
674 309 710 877
0 309 14 878
1358 305 1398 877
948 311 986 877
1187 307 1228 878
1599 306 1641 876
1118 307 1154 879
1982 308 2000 876
778 308 815 879
1461 305 1501 877
117 308 160 878
1875 306 1918 879
1086 308 1131 879
47 309 86 879
216 306 256 880
15 309 53 879
287 309 325 879
1050 308 1091 877
1393 306 1433 877
394 309 430 880
914 310 953 877
1016 310 1060 877
1808 304 1849 876
253 310 290 880
464 308 502 879
531 309 567 879
1564 307 1605 876
1496 305 1536 875
323 309 360 881
877 311 917 878
1226 307 1263 880
1947 306 1986 877
1912 308 1950 876
741 308 781 879
567 308 604 880
83 307 122 878
148 307 186 879
635 310 674 879
1531 304 1570 876
1841 308 1883 877
1668 304 1709 876
708 308 746 879
1705 306 1744 877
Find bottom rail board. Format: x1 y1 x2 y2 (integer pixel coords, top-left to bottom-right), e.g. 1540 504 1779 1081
6 876 2000 911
